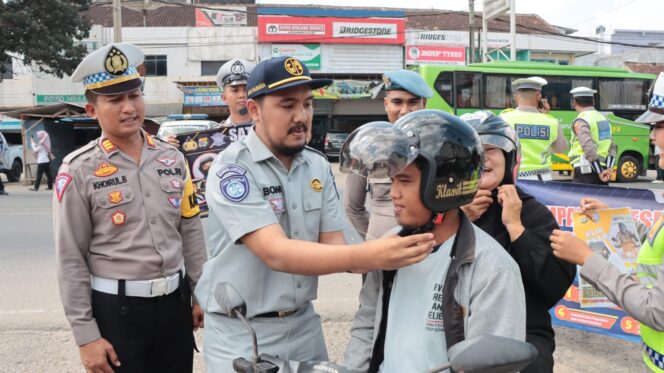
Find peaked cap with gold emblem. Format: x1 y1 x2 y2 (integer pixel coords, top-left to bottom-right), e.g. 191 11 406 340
71 43 144 95
246 56 332 99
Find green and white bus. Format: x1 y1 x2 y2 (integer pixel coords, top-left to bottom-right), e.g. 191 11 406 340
419 61 655 182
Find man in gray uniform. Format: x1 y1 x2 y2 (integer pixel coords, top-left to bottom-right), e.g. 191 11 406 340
195 57 436 371
344 70 432 240
55 43 207 372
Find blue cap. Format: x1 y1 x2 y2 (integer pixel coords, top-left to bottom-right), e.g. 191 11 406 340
247 56 332 99
382 70 433 99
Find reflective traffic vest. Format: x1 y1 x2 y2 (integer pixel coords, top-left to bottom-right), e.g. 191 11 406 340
500 109 559 177
637 214 664 372
569 109 612 167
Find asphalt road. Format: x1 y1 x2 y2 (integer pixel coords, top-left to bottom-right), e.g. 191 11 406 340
1 166 660 372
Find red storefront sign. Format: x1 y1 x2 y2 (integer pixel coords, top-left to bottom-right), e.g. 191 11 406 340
406 45 466 65
258 16 405 45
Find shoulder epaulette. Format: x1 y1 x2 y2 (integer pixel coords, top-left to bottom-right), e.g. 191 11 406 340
62 140 97 165
304 146 328 160
218 140 246 163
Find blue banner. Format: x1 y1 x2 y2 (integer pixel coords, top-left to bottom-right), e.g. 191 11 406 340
519 180 664 343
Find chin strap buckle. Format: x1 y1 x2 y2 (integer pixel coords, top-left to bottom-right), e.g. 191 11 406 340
433 213 445 225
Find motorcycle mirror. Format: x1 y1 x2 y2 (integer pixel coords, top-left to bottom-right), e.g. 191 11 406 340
214 282 247 318
424 335 538 373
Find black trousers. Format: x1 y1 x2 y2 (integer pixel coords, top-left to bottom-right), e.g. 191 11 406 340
0 176 4 192
34 162 53 189
522 334 554 373
573 167 608 185
91 279 195 373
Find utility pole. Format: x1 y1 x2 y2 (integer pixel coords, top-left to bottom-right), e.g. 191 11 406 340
113 0 122 42
468 0 475 64
510 0 516 61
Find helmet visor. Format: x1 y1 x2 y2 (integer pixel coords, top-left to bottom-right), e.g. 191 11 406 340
479 133 517 153
340 122 419 178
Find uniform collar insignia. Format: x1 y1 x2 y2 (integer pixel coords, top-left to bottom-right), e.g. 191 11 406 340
145 132 157 149
100 138 118 154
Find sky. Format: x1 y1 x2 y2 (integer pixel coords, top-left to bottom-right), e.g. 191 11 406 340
257 0 664 36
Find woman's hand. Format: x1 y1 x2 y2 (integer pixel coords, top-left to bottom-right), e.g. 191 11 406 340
497 185 525 241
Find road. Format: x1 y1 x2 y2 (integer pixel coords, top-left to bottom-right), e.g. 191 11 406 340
1 167 660 372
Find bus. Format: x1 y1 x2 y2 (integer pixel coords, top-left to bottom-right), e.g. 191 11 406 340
419 61 655 182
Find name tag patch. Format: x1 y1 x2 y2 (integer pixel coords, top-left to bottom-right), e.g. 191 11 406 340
515 124 550 140
218 165 250 202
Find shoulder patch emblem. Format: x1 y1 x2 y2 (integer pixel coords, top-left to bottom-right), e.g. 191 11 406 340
95 163 118 177
310 178 322 192
111 211 127 226
101 139 117 153
168 197 182 208
55 173 73 202
157 157 176 167
218 165 250 202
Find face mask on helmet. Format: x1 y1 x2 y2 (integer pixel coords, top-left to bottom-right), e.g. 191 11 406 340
460 111 521 185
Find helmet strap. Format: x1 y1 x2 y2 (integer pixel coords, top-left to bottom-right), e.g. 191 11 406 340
433 212 445 225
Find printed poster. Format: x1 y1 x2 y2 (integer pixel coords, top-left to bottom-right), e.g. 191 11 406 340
572 208 639 308
175 124 252 216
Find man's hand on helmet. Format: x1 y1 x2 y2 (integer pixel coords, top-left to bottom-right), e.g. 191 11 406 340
357 233 436 271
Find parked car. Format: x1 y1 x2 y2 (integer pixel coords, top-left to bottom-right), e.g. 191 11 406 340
324 131 349 160
156 114 218 141
0 131 23 182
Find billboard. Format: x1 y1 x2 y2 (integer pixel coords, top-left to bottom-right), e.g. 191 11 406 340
405 45 466 65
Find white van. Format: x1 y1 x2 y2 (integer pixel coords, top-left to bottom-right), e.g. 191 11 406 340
157 114 218 141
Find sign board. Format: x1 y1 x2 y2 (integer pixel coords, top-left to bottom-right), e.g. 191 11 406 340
35 95 86 105
195 8 247 26
312 80 382 100
483 0 510 20
258 16 405 45
406 45 466 65
408 30 510 49
181 86 225 107
271 44 321 70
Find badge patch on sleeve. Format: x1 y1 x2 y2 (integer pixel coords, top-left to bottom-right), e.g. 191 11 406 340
55 173 73 202
310 178 322 192
218 165 250 202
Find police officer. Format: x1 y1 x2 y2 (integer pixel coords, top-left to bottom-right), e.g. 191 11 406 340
56 43 207 373
568 87 617 185
215 58 256 128
165 58 255 146
344 70 432 240
194 57 435 371
501 77 567 181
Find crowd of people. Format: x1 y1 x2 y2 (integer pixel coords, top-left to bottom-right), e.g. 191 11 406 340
47 41 664 373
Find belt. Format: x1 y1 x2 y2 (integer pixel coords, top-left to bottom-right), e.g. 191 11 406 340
91 270 182 298
254 308 300 318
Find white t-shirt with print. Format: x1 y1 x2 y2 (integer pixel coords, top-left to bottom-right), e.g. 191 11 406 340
379 236 454 373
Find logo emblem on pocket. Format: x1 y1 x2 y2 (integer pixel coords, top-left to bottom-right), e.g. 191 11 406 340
108 190 123 204
111 211 127 226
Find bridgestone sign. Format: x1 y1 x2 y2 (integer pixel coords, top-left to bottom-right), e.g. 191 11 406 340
332 22 397 39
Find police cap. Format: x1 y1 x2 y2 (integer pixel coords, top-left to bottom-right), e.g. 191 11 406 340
71 43 144 95
215 59 255 89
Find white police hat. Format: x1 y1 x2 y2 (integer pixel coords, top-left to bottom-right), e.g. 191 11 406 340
71 43 144 95
570 87 597 98
512 77 547 92
216 59 255 89
636 73 664 124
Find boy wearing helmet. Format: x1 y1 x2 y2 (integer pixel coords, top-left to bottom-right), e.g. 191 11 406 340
460 111 576 373
341 110 526 372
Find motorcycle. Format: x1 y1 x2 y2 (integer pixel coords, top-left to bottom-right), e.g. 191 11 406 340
215 283 537 373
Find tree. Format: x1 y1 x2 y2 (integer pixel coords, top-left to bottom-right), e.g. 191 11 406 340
0 0 91 80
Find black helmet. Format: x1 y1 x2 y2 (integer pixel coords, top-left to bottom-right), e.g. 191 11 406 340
460 111 520 185
340 109 483 214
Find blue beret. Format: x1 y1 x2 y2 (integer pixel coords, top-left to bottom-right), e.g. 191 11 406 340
382 70 433 99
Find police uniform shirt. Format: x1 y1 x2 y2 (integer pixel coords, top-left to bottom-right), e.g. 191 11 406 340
218 117 254 129
195 128 345 317
53 131 207 346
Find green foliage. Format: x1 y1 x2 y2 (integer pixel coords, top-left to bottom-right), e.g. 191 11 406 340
0 0 91 79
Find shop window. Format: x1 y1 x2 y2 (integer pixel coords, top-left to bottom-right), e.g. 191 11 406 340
541 77 594 111
456 72 481 108
144 55 167 76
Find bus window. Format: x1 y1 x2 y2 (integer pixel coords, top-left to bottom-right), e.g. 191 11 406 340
456 72 481 108
434 72 454 107
485 75 517 109
541 77 594 110
598 78 649 112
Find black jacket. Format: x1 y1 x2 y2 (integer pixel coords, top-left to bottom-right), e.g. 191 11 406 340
474 187 576 372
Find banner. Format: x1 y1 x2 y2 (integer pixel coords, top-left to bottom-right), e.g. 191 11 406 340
312 80 382 100
258 15 405 45
271 44 321 70
195 8 247 26
519 180 664 343
175 124 252 215
405 45 466 65
180 86 225 107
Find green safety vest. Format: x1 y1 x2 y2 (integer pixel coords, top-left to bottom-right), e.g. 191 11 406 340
568 110 613 167
638 214 664 372
500 109 559 177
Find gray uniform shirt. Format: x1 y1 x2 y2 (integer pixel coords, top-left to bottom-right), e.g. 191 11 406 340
344 174 396 241
195 129 345 317
54 132 206 346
